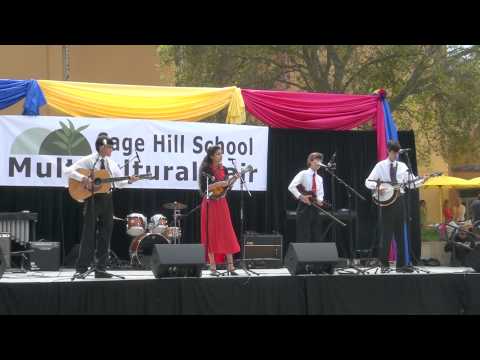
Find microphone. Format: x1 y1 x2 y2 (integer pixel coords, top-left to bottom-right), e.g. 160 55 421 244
202 172 214 180
318 163 334 169
327 152 336 167
399 148 412 154
135 151 141 162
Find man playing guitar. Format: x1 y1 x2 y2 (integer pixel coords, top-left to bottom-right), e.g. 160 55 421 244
288 152 325 243
64 133 139 278
365 140 430 273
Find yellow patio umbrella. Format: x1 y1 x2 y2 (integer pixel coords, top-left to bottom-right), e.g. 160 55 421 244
423 176 476 222
466 177 480 187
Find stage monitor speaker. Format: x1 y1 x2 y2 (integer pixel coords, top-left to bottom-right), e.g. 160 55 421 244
466 245 480 272
151 244 205 278
284 242 339 275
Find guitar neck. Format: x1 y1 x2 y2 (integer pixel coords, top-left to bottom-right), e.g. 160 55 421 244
100 174 150 184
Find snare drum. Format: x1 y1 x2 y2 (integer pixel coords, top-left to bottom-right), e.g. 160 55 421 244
149 214 169 234
126 213 147 236
165 227 182 239
129 233 170 268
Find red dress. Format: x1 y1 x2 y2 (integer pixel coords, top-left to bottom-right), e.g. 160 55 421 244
200 166 240 264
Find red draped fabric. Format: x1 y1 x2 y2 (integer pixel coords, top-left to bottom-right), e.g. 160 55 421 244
241 89 387 160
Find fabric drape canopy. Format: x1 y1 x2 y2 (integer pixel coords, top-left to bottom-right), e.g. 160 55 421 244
37 80 246 124
0 79 46 115
241 88 388 160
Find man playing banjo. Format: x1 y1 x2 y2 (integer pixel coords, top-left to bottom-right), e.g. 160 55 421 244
365 140 429 273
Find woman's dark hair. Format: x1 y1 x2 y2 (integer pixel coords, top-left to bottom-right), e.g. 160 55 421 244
198 145 222 193
199 145 222 172
387 140 401 153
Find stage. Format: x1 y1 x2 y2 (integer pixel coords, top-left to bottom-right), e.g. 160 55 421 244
1 266 480 315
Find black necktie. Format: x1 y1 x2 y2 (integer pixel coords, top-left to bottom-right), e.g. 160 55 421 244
390 162 397 185
100 159 105 170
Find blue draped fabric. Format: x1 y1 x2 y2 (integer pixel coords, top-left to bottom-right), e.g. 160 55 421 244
0 79 46 115
382 98 411 265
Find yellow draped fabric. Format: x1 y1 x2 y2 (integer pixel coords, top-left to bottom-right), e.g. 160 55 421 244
37 80 246 124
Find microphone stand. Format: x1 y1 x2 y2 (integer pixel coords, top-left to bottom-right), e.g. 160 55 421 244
401 151 429 274
230 159 259 276
324 163 367 275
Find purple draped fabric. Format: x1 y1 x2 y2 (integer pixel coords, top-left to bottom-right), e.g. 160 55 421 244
242 89 387 160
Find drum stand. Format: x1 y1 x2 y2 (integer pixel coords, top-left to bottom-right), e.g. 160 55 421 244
72 157 125 281
172 209 181 244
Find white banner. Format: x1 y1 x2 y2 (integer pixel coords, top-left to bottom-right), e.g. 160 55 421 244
0 116 269 191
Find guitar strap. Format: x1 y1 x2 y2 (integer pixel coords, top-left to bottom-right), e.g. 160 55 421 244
390 162 397 185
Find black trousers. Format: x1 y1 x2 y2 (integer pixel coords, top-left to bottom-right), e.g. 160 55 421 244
295 203 323 243
379 196 407 268
76 193 113 272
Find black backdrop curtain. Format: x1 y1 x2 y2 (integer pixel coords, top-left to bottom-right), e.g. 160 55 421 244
0 129 420 263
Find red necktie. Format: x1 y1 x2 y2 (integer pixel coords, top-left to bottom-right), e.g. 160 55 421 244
312 173 317 194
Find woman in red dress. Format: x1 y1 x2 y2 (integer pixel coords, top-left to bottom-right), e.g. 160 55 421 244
199 145 241 276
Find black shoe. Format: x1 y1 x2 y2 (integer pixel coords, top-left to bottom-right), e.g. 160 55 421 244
210 270 221 277
396 266 414 273
380 266 391 273
94 270 114 279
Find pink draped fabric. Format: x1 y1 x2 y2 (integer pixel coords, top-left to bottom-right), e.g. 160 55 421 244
242 89 387 160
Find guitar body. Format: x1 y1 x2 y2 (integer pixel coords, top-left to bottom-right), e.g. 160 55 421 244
372 184 400 207
68 169 112 202
208 165 256 200
371 172 442 207
210 186 229 200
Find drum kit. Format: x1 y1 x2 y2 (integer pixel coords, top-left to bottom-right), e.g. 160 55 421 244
119 201 188 268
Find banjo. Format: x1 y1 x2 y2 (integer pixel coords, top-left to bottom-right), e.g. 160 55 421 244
371 172 442 207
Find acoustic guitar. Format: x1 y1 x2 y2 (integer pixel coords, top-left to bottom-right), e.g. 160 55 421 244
209 165 257 200
371 171 442 207
69 168 153 202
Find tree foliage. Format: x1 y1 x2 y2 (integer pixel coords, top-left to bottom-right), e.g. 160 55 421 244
157 45 480 165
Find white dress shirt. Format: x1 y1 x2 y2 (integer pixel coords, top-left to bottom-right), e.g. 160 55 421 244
64 153 129 189
288 168 324 201
365 158 423 193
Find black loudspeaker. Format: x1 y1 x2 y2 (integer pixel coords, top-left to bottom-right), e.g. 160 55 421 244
466 246 480 272
284 242 339 275
0 247 5 279
151 244 205 278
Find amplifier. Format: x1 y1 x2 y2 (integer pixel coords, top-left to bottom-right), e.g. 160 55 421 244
29 242 60 271
242 233 283 268
0 232 11 268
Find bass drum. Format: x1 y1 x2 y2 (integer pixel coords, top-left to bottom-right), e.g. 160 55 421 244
129 233 170 269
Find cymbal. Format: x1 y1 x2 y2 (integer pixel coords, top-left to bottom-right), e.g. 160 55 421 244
163 201 188 210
